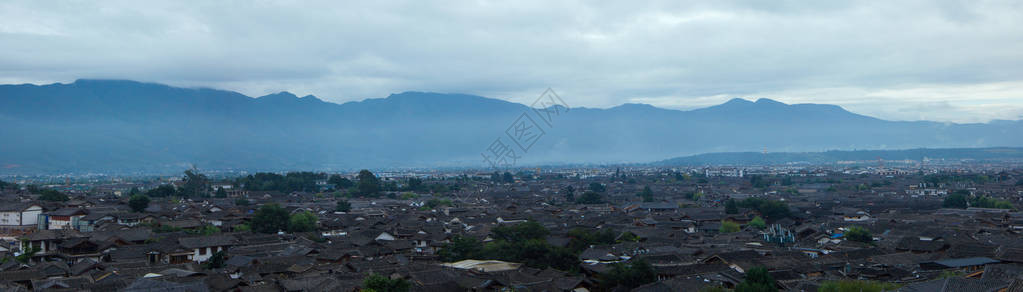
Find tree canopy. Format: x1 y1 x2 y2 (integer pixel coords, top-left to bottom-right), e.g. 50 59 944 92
576 191 604 204
357 169 381 196
738 198 790 220
288 211 318 232
735 266 777 292
362 273 411 292
335 200 351 212
435 221 578 271
638 186 654 202
235 172 325 193
845 226 873 243
328 174 354 189
129 195 150 212
251 204 290 233
600 259 657 289
38 189 69 201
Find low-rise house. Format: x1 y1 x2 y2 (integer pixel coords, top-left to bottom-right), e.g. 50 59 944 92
178 235 237 263
39 208 88 230
0 202 43 228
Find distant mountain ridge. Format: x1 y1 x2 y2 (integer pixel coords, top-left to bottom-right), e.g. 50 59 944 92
1 79 1021 174
655 147 1023 166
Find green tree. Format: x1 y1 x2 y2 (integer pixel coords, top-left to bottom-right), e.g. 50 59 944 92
845 226 873 243
363 273 411 292
725 198 739 214
720 220 741 233
288 211 318 232
1016 178 1023 186
437 235 483 262
328 174 354 189
750 216 766 229
234 198 250 206
335 200 351 212
735 266 777 292
251 204 290 234
739 198 790 220
38 189 69 201
942 192 969 208
638 186 654 202
601 259 657 289
576 191 604 204
492 221 549 242
564 185 575 202
181 169 210 197
146 185 177 197
502 172 514 183
589 182 606 193
214 187 227 198
357 169 381 196
129 195 150 212
204 250 226 269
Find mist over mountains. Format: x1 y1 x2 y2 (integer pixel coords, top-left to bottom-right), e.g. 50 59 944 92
2 79 1022 174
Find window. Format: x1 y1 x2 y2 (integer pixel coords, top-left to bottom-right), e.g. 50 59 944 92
199 248 207 255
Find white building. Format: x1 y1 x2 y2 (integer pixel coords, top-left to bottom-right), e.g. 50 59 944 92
0 202 43 227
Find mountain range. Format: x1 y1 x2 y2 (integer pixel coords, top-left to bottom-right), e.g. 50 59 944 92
1 79 1022 174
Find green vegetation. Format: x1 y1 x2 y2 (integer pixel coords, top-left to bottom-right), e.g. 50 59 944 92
251 204 291 233
362 273 411 292
328 174 354 189
750 216 766 229
735 266 777 292
720 220 741 233
288 211 318 232
725 198 739 214
214 187 227 198
600 259 657 289
335 200 351 212
589 182 606 193
129 194 150 212
819 280 900 292
38 189 69 201
970 195 1015 209
436 221 578 271
235 198 250 206
16 245 39 264
235 171 325 193
423 198 453 209
180 169 210 197
638 185 654 202
844 226 872 243
357 169 381 196
943 190 1014 209
204 251 226 269
685 191 704 201
943 191 969 208
564 185 575 202
146 185 177 197
567 228 618 252
576 191 604 204
738 198 791 220
923 174 992 186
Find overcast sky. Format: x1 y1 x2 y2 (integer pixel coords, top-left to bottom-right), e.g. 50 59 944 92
2 1 1022 123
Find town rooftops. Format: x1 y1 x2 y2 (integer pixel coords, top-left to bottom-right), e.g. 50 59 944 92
178 235 237 249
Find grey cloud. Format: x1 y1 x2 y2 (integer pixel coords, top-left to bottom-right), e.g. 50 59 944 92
1 0 1022 122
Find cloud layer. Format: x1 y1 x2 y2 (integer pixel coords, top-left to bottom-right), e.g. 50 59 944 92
2 0 1022 122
